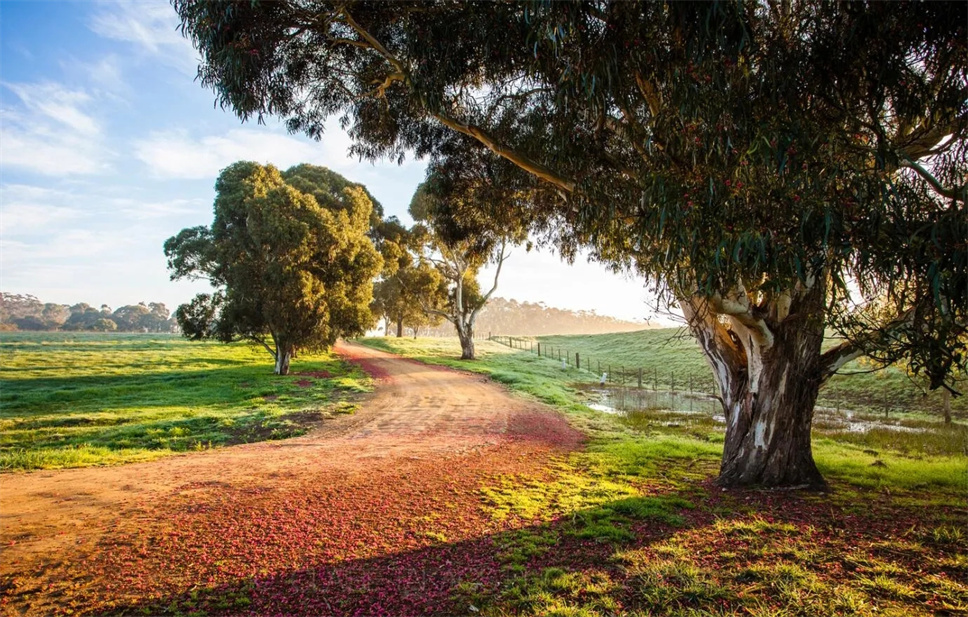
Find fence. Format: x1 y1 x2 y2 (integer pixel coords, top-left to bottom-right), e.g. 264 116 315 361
487 334 717 397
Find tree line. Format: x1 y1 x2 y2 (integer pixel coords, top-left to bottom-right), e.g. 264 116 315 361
0 293 178 333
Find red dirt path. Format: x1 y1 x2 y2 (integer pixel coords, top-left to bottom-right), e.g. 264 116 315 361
0 342 582 616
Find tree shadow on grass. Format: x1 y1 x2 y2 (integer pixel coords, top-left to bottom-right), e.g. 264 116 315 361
1 360 357 416
92 492 702 617
7 464 963 617
84 482 967 617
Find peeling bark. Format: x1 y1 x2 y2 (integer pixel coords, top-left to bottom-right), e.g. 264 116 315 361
682 282 828 489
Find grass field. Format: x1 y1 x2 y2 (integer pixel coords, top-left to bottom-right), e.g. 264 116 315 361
0 332 370 470
362 336 968 617
532 329 967 419
3 332 965 616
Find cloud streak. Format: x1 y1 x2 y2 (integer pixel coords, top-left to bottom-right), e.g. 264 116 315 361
134 127 358 179
90 2 199 76
1 82 113 176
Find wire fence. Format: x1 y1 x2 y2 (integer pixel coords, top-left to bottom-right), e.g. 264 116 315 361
487 334 718 397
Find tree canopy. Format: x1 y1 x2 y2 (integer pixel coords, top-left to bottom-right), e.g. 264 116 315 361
165 162 382 374
175 0 967 486
370 216 447 337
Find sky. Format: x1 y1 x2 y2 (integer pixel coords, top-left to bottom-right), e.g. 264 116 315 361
0 1 662 324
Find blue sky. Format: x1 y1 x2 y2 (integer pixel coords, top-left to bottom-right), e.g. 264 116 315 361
0 1 658 322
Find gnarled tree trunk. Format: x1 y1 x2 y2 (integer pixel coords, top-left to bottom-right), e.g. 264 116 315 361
682 279 834 489
456 322 475 360
274 340 293 375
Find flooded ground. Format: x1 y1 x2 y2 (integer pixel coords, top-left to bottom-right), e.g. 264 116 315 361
576 383 967 457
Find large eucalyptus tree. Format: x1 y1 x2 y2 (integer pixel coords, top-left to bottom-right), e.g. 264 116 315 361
173 1 967 487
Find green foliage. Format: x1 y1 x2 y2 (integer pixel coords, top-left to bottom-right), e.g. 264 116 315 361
370 216 448 336
175 0 967 389
164 162 382 373
0 332 370 470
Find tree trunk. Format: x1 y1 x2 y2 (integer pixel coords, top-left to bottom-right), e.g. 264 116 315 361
396 318 403 338
683 287 828 490
943 388 952 424
274 341 293 375
457 324 475 360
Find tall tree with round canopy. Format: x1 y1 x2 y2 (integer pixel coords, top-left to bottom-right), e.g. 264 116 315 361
165 162 382 375
174 1 967 487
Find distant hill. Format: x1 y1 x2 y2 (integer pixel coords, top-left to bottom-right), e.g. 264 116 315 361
418 297 651 337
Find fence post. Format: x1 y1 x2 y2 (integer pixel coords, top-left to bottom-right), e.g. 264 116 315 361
608 365 611 383
576 352 580 369
638 368 643 389
537 343 541 356
654 368 658 391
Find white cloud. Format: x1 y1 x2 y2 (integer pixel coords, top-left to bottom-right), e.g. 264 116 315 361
90 2 199 76
0 83 112 176
134 127 358 179
4 82 100 135
0 184 84 235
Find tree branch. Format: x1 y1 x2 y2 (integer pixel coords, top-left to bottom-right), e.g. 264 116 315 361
430 111 577 194
339 6 577 196
819 307 916 383
901 158 966 202
469 240 508 326
249 334 277 358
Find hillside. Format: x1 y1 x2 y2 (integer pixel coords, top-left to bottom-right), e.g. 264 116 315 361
417 297 649 337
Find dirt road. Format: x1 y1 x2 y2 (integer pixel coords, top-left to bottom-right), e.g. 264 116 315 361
0 341 582 616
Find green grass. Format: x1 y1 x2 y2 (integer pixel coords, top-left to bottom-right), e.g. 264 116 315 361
0 332 370 470
535 329 967 420
361 336 965 495
363 337 968 617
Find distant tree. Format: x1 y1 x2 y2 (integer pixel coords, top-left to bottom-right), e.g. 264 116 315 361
64 303 112 331
409 172 519 360
113 304 153 332
41 303 71 329
140 303 173 332
0 293 43 327
165 162 382 374
176 0 967 488
12 316 47 331
370 217 448 337
91 318 118 332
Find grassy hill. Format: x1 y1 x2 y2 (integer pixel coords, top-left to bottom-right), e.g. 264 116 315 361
531 329 965 420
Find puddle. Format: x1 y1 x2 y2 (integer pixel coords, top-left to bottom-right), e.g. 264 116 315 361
580 385 721 416
580 386 930 434
814 407 928 434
